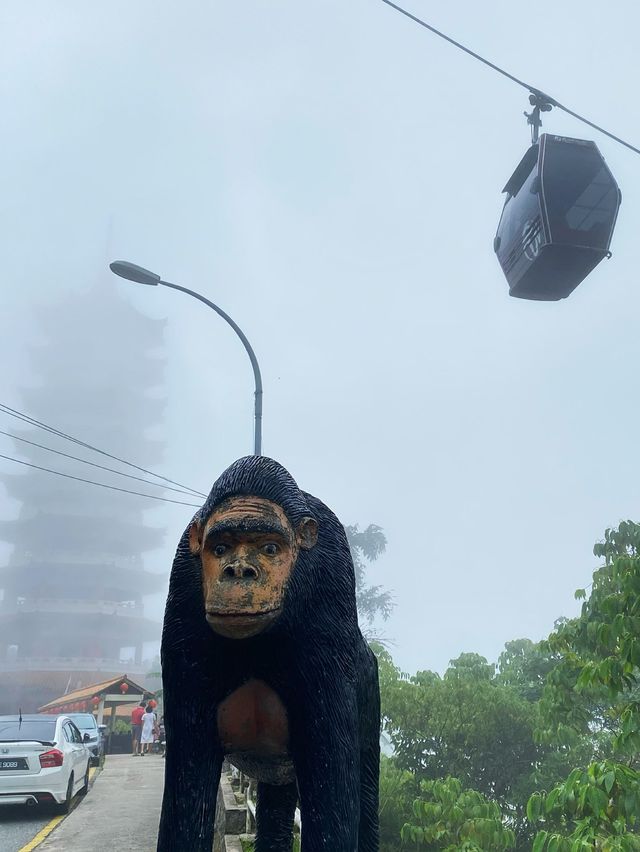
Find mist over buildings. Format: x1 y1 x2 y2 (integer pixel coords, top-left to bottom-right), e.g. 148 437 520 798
1 0 639 696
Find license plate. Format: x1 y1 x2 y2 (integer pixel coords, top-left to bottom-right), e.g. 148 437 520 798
0 758 28 770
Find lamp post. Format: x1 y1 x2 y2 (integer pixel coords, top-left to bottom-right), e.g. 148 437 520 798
109 261 263 456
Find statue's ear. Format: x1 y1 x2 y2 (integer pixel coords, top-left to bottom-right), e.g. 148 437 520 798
296 517 318 551
188 520 203 555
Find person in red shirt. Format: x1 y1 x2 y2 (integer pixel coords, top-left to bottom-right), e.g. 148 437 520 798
131 701 145 756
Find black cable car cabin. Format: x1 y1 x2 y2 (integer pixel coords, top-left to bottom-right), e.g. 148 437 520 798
494 133 621 300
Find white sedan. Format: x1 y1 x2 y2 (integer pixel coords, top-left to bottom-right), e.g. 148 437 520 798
0 714 90 813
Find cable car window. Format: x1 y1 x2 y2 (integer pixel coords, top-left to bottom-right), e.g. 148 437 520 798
543 143 618 250
496 162 541 257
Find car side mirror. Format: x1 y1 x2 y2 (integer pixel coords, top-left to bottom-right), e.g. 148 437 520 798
83 733 91 743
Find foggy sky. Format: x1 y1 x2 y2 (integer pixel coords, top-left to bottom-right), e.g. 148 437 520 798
1 0 639 675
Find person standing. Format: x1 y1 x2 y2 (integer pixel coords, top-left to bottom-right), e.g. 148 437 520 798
140 703 157 756
131 701 145 756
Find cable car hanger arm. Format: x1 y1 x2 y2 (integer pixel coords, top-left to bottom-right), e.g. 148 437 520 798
379 0 640 156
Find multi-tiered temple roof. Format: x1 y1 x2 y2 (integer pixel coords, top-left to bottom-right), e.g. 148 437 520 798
0 282 168 713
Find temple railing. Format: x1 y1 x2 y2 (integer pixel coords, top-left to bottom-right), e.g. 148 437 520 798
0 657 150 674
4 599 144 617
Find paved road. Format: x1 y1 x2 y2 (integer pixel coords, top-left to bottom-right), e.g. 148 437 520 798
0 803 52 852
0 756 163 852
38 753 163 851
0 766 99 852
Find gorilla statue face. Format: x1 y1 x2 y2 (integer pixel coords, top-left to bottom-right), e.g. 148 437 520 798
189 495 318 639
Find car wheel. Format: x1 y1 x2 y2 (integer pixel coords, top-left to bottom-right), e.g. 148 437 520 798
56 774 74 814
79 763 90 796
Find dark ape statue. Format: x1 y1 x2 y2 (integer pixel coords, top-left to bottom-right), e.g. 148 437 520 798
157 456 380 852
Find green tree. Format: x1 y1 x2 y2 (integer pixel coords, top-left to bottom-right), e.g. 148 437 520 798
526 521 640 848
444 652 495 683
380 650 540 802
345 524 394 634
527 761 640 851
540 521 640 756
401 776 516 850
497 639 558 703
379 756 419 852
495 638 595 798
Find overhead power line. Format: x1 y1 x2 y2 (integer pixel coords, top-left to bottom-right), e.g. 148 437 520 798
0 428 198 497
379 0 640 156
0 402 206 498
0 452 202 508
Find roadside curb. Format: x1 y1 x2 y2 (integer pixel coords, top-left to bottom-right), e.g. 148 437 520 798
15 816 64 852
86 763 103 793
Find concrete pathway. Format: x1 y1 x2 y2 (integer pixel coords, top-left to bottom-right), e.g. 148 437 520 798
38 754 164 851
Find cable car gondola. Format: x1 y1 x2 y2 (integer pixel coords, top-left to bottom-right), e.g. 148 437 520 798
494 121 621 300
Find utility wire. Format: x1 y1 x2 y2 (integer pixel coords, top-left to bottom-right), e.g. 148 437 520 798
0 452 202 508
0 402 206 498
379 0 640 156
0 428 198 497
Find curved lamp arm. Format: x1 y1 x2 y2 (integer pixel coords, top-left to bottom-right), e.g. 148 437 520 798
109 261 262 456
160 279 263 456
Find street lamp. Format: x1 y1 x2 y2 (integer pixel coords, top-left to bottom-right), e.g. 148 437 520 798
109 260 263 456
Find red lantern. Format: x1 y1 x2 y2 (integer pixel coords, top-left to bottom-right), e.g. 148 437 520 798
120 682 129 694
92 696 100 706
149 699 157 709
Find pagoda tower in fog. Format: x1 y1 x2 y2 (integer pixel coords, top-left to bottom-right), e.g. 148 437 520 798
0 282 168 712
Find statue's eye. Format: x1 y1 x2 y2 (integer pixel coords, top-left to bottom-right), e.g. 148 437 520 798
213 544 227 557
262 543 279 556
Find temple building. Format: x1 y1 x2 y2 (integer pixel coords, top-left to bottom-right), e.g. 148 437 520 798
0 282 167 712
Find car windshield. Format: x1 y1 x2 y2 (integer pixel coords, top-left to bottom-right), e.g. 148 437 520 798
66 714 97 731
0 718 56 743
